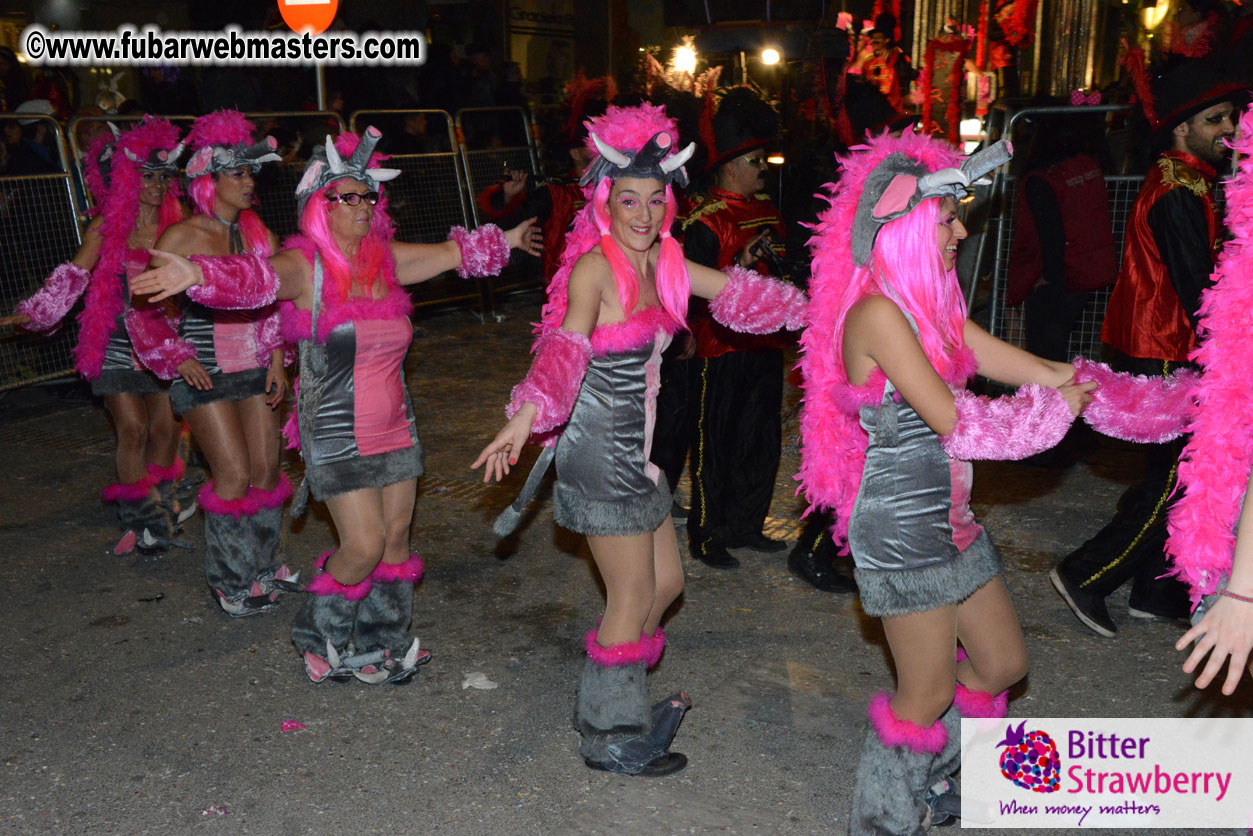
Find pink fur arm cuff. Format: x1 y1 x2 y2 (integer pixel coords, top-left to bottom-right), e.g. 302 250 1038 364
125 305 196 379
708 265 807 334
941 385 1074 460
187 253 279 309
1072 356 1197 443
15 262 90 332
506 329 592 435
449 224 510 279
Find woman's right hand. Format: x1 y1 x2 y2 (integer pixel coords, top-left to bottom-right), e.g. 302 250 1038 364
471 403 536 483
1176 594 1253 695
0 313 31 329
177 358 213 391
1057 380 1097 416
131 250 203 302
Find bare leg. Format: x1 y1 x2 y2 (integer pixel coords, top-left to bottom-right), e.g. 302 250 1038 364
142 393 182 469
103 393 150 484
587 531 657 646
644 516 684 634
955 577 1029 696
324 487 387 584
183 400 250 500
881 606 959 727
235 393 280 491
380 479 418 565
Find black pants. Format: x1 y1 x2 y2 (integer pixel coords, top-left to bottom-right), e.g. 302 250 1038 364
650 349 696 495
1023 282 1091 363
1054 356 1191 618
686 350 784 553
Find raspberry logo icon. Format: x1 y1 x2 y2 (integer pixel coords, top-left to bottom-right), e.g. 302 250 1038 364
997 721 1061 793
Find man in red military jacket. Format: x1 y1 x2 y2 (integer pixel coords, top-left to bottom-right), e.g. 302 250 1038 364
665 86 792 569
1051 58 1243 637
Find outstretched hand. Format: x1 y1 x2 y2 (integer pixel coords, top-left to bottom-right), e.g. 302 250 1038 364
0 312 32 329
471 404 536 484
130 249 203 302
506 217 543 258
1176 595 1253 695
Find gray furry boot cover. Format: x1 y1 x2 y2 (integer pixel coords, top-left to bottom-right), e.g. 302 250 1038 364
575 629 686 776
247 475 293 591
850 692 947 836
292 550 368 682
350 553 431 683
198 481 273 615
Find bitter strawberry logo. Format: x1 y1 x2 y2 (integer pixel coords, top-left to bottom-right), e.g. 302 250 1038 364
278 0 338 35
997 721 1061 793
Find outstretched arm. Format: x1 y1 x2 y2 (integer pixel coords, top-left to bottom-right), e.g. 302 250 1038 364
1 222 103 330
963 319 1076 388
129 246 309 305
393 218 541 286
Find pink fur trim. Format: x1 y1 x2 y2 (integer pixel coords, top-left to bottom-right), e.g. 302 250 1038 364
16 262 90 333
450 224 510 279
125 303 197 379
583 103 680 158
941 385 1074 460
641 628 666 668
370 552 424 584
307 550 373 600
249 473 292 510
507 329 593 435
186 109 254 152
708 265 808 334
1166 103 1253 603
1072 356 1197 443
198 481 264 519
589 306 680 356
146 458 185 484
867 692 947 754
102 477 153 504
187 254 279 310
953 683 1009 718
584 629 653 667
283 376 301 450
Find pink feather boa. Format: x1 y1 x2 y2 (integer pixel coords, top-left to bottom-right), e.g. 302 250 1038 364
941 385 1075 460
449 224 510 278
16 262 90 333
583 629 655 667
709 265 807 334
867 692 947 753
307 550 373 600
125 302 196 379
506 329 593 434
1071 356 1197 443
1165 103 1253 603
798 129 973 551
369 552 425 584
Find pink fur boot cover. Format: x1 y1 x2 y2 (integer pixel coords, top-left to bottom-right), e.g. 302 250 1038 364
449 224 510 278
187 253 280 310
584 629 654 667
16 262 90 332
940 385 1074 460
708 265 807 334
369 552 425 584
1165 102 1253 603
867 692 947 753
506 328 593 434
102 477 154 504
1072 356 1197 443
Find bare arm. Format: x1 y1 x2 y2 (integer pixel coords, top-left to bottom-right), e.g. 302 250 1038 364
963 319 1075 388
130 244 309 304
391 239 463 286
687 257 729 300
71 218 105 270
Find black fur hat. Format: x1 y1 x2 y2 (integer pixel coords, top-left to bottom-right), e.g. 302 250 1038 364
700 86 780 173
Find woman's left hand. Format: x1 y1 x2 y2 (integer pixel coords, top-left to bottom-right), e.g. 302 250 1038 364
266 361 288 409
1176 594 1253 695
132 249 202 301
506 217 543 257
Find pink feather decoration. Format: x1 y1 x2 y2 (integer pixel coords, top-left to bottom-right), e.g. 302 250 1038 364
1165 103 1253 603
370 552 424 584
102 477 153 504
583 629 654 667
186 109 255 151
708 265 807 333
307 550 373 600
1071 356 1197 443
198 481 265 518
449 224 510 278
248 473 292 510
941 385 1074 460
953 682 1008 718
506 329 593 434
589 305 680 356
867 692 947 753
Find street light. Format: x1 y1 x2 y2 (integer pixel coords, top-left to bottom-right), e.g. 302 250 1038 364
761 47 780 65
673 43 697 76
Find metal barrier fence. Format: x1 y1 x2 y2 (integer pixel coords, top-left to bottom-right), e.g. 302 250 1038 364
0 114 85 391
983 104 1140 359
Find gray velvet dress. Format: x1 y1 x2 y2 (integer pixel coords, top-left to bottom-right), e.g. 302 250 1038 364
848 377 1002 616
552 310 675 536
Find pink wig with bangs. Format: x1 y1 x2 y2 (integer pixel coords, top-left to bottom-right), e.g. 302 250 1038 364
538 103 691 334
798 128 977 550
294 131 397 302
74 116 186 379
186 110 271 256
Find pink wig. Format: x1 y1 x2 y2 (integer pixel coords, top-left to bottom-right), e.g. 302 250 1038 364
798 127 977 550
185 110 270 255
75 116 184 379
538 103 691 334
293 131 397 303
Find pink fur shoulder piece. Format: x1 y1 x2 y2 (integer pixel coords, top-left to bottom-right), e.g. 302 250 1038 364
1165 102 1253 603
589 305 680 355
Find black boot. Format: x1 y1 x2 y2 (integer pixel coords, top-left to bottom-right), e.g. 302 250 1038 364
351 553 431 684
